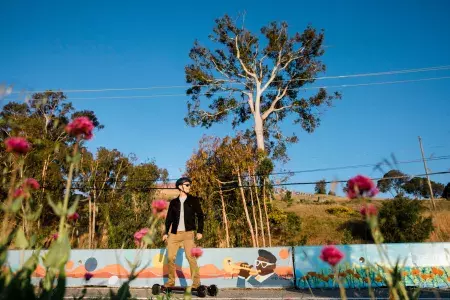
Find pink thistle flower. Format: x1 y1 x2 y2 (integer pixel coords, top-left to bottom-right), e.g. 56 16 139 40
133 228 150 246
346 175 379 199
5 137 30 155
13 188 26 198
84 272 94 281
190 247 203 258
152 200 168 213
65 117 94 140
68 212 80 221
51 233 58 240
24 178 40 190
320 245 344 267
360 204 378 217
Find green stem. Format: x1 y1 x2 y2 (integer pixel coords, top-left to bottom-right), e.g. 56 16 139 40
1 156 19 243
58 142 79 238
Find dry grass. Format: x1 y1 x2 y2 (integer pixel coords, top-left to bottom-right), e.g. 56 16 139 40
159 189 450 245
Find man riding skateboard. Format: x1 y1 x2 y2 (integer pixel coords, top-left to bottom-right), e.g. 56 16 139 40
163 177 204 288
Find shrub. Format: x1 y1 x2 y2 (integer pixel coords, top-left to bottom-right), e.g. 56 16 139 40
328 190 336 196
378 197 434 242
325 206 357 217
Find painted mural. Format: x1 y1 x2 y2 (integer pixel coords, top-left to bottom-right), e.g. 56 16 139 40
293 243 450 289
6 247 294 288
6 243 450 289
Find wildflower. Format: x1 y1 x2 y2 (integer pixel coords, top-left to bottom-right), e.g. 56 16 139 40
190 247 203 258
152 199 168 215
84 272 94 281
133 228 149 246
346 175 379 199
5 137 30 155
24 178 40 190
319 245 344 267
65 117 94 140
52 233 58 240
360 204 378 217
13 188 26 198
68 212 80 221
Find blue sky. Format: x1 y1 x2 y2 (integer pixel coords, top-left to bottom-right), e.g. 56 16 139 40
1 0 449 196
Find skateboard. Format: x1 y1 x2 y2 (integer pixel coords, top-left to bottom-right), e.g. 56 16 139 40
151 283 219 298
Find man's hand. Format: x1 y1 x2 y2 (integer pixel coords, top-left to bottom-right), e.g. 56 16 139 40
162 234 168 242
238 263 252 279
196 233 203 240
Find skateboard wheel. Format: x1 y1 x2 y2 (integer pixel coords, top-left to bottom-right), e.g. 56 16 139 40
207 284 219 296
151 284 161 295
196 285 207 298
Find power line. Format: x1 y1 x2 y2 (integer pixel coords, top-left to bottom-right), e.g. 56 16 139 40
9 64 450 95
8 75 450 102
52 170 450 191
67 154 450 184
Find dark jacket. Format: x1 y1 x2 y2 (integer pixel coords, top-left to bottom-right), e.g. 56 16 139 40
165 194 204 234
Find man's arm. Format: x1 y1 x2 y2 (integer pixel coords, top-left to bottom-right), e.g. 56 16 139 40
165 200 172 234
195 197 204 234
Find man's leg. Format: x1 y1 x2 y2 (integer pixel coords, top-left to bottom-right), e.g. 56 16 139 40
166 233 182 287
183 231 200 288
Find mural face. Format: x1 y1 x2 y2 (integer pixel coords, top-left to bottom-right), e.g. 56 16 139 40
6 247 294 288
5 243 449 289
293 243 450 289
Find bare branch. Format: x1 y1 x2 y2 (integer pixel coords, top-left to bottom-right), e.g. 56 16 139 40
235 36 258 81
261 81 291 120
243 92 255 114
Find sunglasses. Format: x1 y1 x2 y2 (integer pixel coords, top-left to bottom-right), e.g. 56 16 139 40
255 260 275 268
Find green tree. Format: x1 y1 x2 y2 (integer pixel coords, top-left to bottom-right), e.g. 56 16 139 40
443 182 450 200
403 177 427 198
377 169 408 195
314 179 326 194
185 14 341 159
378 197 434 242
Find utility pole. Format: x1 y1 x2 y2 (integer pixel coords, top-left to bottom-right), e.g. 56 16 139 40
418 136 436 210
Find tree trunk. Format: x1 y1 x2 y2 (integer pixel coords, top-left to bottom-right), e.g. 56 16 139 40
92 200 96 248
251 167 266 247
254 115 265 151
218 183 230 248
247 172 259 247
237 168 256 247
263 178 272 246
88 196 92 249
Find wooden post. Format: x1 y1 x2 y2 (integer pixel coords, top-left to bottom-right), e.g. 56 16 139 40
418 136 436 210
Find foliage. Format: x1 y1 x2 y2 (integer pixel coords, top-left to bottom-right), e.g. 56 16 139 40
325 206 357 217
184 14 341 160
443 182 450 200
376 170 408 195
378 197 434 242
401 176 444 199
0 92 168 248
315 179 326 194
282 190 294 207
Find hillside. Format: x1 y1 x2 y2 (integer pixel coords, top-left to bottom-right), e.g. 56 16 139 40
158 189 450 246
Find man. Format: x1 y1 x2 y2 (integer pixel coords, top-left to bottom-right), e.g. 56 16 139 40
163 177 204 288
237 249 288 287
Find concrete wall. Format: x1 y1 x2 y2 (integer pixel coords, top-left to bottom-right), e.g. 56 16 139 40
294 243 450 289
5 243 449 289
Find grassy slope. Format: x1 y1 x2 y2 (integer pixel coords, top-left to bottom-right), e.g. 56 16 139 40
159 189 450 246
